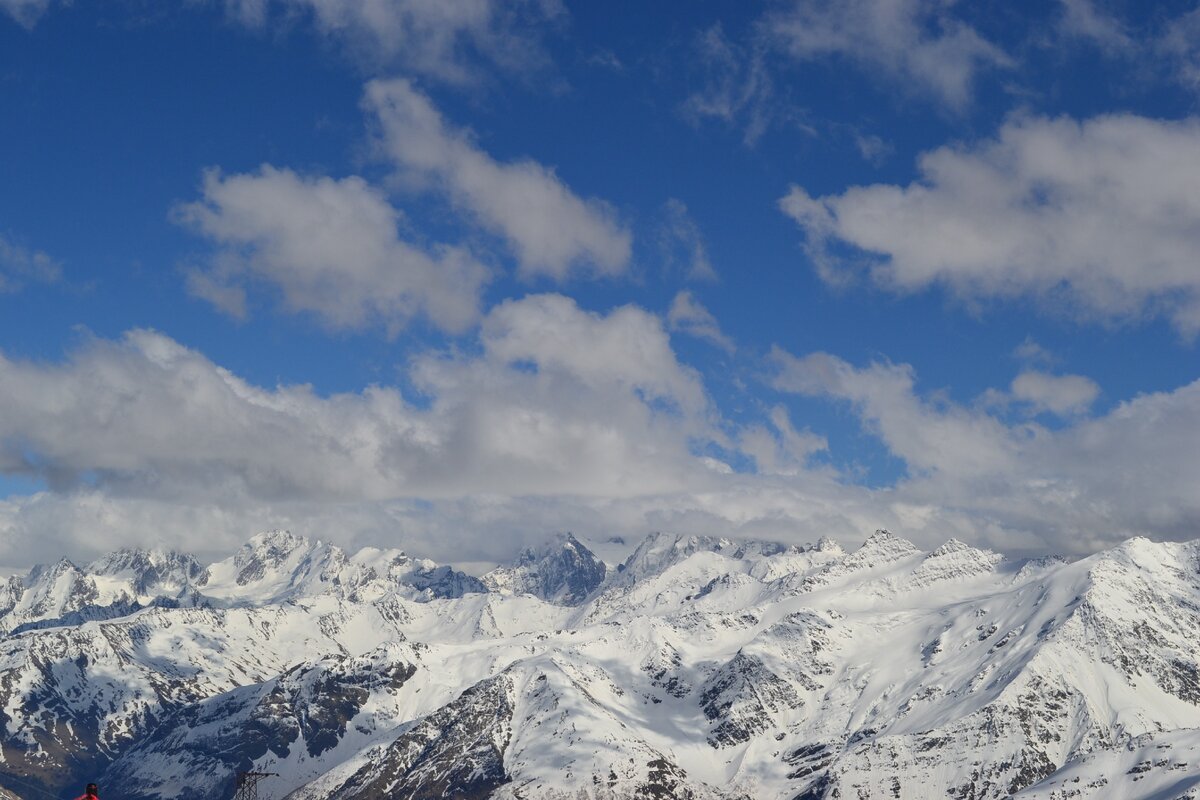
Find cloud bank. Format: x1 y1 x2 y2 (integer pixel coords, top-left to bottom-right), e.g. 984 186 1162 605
771 348 1200 555
2 303 1200 568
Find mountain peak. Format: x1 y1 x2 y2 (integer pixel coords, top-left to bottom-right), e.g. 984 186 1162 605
243 528 312 554
855 529 920 560
815 536 845 554
484 532 606 605
87 547 206 596
232 530 319 586
930 537 971 556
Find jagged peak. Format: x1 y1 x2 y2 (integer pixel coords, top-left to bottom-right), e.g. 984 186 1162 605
929 538 971 556
515 531 587 564
815 536 845 555
1083 535 1189 582
87 546 203 575
926 538 1000 561
242 528 313 553
232 530 332 569
26 557 81 583
486 532 605 605
855 529 919 557
1111 534 1173 560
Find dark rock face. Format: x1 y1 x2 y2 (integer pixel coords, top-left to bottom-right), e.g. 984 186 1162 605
323 674 515 800
230 531 311 586
525 533 607 604
102 650 417 800
699 652 803 748
0 629 155 800
637 758 698 799
406 563 487 599
484 533 606 605
88 549 207 596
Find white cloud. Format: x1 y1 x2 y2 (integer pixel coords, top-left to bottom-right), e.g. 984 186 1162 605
657 200 718 282
364 79 632 281
1010 370 1099 416
0 233 62 293
477 294 710 422
0 478 895 570
0 0 52 28
667 291 735 354
0 298 763 565
738 405 827 476
1 319 1198 565
770 348 1022 480
223 0 563 83
0 296 922 567
781 113 1200 335
765 0 1009 109
0 295 712 509
176 165 489 334
771 347 1200 555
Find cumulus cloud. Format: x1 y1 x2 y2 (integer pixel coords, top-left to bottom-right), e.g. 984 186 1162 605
667 291 735 354
764 0 1009 109
771 348 1022 480
0 234 62 293
478 294 710 422
1010 370 1099 416
0 293 747 567
781 113 1200 335
771 348 1200 555
176 165 490 334
365 79 632 281
738 405 827 477
0 296 713 507
223 0 563 83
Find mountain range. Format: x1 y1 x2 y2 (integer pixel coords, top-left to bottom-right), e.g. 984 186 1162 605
0 528 1197 799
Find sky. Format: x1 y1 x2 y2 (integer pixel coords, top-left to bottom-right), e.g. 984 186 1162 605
1 0 1199 568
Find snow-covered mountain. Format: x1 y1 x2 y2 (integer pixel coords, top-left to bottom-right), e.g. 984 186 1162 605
0 529 1198 799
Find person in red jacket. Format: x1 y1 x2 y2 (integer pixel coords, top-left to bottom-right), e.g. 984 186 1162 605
74 783 99 800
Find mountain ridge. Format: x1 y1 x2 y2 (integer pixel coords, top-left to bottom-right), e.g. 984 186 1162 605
0 529 1196 799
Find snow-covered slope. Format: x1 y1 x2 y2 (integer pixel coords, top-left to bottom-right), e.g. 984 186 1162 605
0 529 1198 799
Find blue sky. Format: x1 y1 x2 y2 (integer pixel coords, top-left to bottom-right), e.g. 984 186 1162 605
1 0 1199 567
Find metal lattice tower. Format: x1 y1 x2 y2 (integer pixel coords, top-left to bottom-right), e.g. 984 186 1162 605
233 771 277 800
